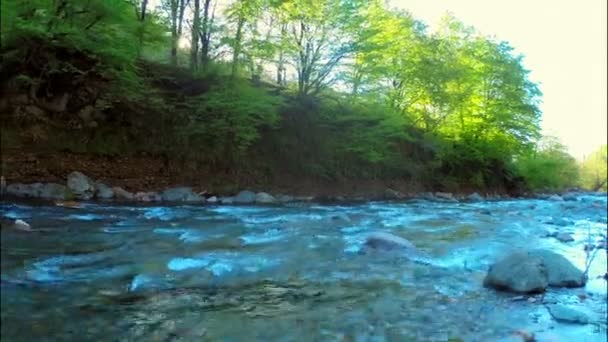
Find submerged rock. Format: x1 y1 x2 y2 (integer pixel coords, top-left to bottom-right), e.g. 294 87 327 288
233 190 256 204
364 232 417 251
548 195 564 202
546 304 589 324
555 233 574 243
2 219 33 232
484 249 585 293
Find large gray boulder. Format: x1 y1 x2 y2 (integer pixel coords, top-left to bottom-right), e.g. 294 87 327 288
38 183 71 200
255 192 276 204
161 187 203 202
483 251 548 293
483 249 585 293
528 250 585 287
67 171 95 199
233 190 256 204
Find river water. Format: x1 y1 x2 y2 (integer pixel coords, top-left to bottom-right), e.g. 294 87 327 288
1 194 607 341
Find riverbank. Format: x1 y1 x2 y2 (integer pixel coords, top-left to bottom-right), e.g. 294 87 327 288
1 167 603 206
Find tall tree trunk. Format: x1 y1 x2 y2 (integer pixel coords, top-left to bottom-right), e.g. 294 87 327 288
276 23 286 86
169 0 188 66
170 0 178 66
140 0 148 21
190 0 201 70
230 15 245 79
200 0 213 71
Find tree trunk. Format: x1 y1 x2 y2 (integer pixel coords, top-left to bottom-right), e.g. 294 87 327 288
200 0 213 71
140 0 148 21
190 0 201 71
230 15 245 79
170 0 178 66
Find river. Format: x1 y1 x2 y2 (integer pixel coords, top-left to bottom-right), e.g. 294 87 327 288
1 194 606 341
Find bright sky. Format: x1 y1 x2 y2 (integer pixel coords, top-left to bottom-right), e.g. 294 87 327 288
391 0 607 160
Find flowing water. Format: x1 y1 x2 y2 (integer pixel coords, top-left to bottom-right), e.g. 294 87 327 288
1 194 607 341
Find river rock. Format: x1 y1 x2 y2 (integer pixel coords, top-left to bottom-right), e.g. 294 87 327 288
435 192 454 200
233 190 256 204
276 194 294 203
5 183 38 197
467 192 484 202
206 196 218 203
546 217 569 227
548 195 564 201
37 183 70 200
546 304 589 324
135 192 159 202
67 171 96 199
555 232 574 242
220 196 234 204
95 182 114 199
364 232 417 251
384 188 404 200
13 219 32 231
528 250 585 287
562 193 579 201
255 192 276 204
483 251 548 293
112 187 134 201
161 187 202 202
484 249 585 293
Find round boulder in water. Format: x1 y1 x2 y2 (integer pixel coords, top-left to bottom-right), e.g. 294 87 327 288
364 231 417 251
483 249 585 293
483 251 548 293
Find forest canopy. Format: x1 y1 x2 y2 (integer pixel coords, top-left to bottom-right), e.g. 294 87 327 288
1 0 603 193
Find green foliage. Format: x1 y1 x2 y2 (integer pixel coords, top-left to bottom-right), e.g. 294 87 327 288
1 0 568 192
515 137 580 191
579 145 608 191
181 80 283 164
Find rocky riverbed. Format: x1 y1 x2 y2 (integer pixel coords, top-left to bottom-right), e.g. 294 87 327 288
1 193 606 341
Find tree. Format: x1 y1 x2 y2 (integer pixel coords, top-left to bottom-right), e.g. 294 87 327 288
580 145 608 191
199 0 215 71
163 0 189 66
190 0 200 70
277 0 364 96
516 137 579 191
